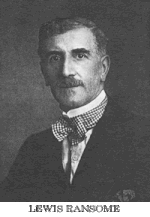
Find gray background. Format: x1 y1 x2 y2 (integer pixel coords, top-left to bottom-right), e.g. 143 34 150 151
0 0 150 182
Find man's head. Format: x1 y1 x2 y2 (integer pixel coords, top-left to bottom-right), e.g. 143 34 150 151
38 17 110 111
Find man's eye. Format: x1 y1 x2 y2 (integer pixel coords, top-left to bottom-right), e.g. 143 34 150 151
49 55 61 62
76 53 86 59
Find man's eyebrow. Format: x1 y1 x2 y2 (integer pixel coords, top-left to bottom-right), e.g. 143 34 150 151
45 51 63 58
72 48 90 55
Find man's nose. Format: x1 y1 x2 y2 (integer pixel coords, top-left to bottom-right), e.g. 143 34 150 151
61 58 75 77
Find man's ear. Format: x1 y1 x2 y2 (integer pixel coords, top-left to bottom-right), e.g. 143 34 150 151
100 55 110 82
40 61 44 74
40 61 50 86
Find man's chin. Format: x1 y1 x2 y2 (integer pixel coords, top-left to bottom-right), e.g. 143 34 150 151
58 97 84 112
52 88 86 110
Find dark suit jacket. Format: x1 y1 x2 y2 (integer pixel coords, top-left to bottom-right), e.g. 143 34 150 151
0 97 150 201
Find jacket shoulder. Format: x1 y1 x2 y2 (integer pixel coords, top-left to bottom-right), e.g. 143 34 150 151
103 95 149 129
21 128 56 151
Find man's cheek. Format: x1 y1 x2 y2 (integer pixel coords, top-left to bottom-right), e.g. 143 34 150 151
45 71 58 83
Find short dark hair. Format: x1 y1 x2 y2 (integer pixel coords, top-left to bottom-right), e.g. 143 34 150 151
38 17 108 56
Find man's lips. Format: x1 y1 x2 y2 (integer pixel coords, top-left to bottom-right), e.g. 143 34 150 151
58 84 81 88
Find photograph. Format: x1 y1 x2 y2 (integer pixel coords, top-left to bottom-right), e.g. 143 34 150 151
0 0 150 202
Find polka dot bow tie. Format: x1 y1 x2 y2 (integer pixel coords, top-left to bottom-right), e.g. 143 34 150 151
52 96 108 146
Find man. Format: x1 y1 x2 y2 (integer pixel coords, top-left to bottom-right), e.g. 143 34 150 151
0 17 150 201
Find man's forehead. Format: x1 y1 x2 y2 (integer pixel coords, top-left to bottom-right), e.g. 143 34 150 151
43 27 97 51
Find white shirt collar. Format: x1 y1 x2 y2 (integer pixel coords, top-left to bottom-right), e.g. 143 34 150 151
62 90 106 118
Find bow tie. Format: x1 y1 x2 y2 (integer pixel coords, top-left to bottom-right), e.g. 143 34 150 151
52 96 108 146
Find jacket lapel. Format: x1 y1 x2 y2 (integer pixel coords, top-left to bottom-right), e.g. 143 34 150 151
71 96 129 186
72 98 116 183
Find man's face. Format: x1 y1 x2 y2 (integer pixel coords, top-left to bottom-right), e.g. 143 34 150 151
40 27 109 111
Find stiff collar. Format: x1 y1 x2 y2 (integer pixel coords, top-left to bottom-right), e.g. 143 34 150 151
62 90 107 118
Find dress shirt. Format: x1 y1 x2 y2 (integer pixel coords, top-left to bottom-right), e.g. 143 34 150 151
62 90 107 183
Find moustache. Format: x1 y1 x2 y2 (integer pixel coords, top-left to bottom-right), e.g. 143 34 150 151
56 78 84 88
